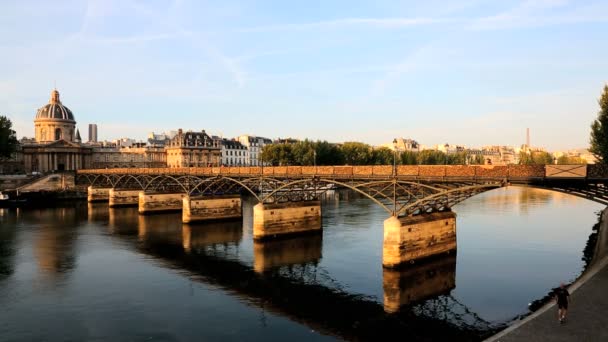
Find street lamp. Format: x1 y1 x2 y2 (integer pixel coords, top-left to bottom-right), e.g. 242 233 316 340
392 139 398 176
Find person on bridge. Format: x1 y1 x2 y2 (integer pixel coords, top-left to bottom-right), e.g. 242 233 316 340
554 283 570 324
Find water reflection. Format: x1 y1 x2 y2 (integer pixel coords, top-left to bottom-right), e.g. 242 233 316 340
138 212 183 245
87 202 109 222
32 208 81 278
383 255 456 313
182 221 242 253
0 209 18 277
253 233 323 273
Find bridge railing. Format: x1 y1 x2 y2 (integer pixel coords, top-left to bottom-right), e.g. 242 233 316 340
76 164 558 181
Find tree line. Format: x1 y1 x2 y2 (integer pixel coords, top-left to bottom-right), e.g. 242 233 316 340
259 140 566 166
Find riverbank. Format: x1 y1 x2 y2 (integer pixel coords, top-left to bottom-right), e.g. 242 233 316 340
486 206 608 341
0 189 86 208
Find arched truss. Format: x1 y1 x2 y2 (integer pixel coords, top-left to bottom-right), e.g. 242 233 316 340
519 182 608 206
77 173 503 217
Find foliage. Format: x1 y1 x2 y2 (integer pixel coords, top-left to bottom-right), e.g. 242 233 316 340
519 151 554 165
590 85 608 164
341 142 373 165
416 150 447 165
371 147 395 165
556 155 587 165
0 115 18 160
400 151 418 165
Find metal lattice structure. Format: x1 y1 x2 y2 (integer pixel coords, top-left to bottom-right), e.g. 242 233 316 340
77 171 505 217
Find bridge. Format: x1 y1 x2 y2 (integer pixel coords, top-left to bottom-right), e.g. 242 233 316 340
77 164 608 268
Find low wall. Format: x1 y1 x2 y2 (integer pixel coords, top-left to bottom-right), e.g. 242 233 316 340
182 195 242 223
253 200 322 240
108 189 140 208
87 186 111 202
139 192 185 214
383 211 457 268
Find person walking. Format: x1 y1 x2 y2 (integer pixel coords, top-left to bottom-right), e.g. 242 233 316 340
554 283 570 324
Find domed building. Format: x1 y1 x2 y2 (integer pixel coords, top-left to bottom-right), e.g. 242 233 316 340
21 89 92 173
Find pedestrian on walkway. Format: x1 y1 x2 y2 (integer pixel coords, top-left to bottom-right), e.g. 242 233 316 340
554 283 570 324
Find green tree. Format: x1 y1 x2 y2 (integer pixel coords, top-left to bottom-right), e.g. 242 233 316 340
400 151 418 165
557 155 587 164
417 150 447 165
372 147 395 165
0 115 18 160
340 142 373 165
590 85 608 164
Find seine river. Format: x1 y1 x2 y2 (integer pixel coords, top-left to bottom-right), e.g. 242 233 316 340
0 187 603 341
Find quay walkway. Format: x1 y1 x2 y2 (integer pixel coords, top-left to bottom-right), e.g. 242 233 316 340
487 207 608 342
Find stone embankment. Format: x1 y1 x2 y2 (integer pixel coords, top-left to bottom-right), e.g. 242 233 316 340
486 207 608 341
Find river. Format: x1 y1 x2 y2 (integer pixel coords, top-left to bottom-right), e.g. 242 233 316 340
0 186 603 341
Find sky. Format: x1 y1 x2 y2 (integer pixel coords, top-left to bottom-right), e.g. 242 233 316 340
1 0 607 150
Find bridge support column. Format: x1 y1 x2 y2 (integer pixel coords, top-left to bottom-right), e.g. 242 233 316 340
139 192 186 214
383 211 457 268
108 189 140 208
87 186 111 203
253 200 322 240
182 195 242 223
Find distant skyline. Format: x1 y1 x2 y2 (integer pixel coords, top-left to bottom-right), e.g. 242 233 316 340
1 0 607 150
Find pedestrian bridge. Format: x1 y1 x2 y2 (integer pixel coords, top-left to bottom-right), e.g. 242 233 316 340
77 164 607 268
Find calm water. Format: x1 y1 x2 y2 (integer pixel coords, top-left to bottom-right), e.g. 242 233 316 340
0 187 603 341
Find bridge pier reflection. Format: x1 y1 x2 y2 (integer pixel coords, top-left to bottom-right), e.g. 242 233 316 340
383 211 457 268
182 221 243 253
253 233 322 273
383 254 456 313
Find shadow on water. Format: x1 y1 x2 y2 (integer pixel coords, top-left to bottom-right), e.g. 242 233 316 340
98 207 501 341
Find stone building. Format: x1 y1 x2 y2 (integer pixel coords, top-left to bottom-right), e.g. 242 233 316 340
90 145 166 169
221 139 247 166
166 129 221 167
237 135 272 166
21 89 93 173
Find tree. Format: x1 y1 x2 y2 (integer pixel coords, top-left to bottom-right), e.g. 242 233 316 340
590 84 608 164
400 151 418 165
557 155 587 164
0 115 18 160
371 147 395 165
340 142 373 165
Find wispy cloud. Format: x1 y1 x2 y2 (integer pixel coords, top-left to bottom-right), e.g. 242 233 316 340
469 0 608 30
236 17 460 33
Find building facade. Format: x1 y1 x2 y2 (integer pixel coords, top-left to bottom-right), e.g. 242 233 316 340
237 135 272 166
165 129 221 167
21 89 93 173
221 139 247 166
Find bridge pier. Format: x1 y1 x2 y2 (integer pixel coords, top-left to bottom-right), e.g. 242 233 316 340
383 254 456 313
87 186 111 203
182 195 242 223
383 211 457 268
253 200 322 240
139 192 186 214
108 189 140 208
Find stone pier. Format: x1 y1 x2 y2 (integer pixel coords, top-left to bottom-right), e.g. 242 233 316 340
108 189 140 208
383 254 456 313
139 192 185 214
87 186 111 203
253 233 322 273
253 200 322 240
182 195 242 223
383 211 457 268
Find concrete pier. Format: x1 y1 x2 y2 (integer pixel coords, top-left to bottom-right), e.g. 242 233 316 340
383 211 456 268
182 195 242 223
253 200 322 240
108 189 140 208
253 233 322 273
139 192 185 214
383 254 456 313
87 186 111 203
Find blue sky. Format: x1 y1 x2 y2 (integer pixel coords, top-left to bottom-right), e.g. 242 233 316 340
1 0 607 150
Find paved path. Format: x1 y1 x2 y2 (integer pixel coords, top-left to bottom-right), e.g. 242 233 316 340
487 208 608 342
